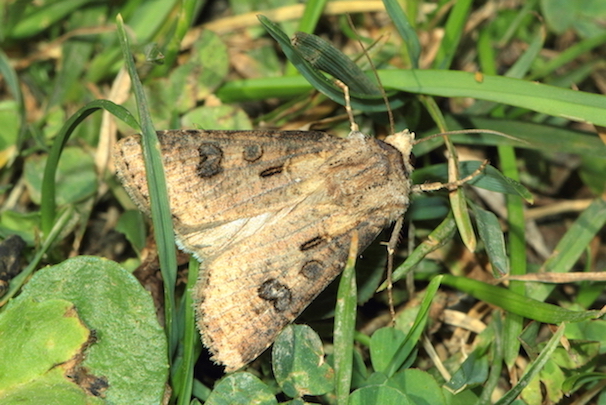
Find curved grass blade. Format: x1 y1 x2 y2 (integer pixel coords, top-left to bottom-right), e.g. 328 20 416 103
40 100 138 236
258 15 407 112
292 32 382 95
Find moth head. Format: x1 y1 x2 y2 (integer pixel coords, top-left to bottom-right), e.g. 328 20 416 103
384 130 415 174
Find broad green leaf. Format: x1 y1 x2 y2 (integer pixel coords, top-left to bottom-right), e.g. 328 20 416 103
370 327 406 373
115 209 146 254
205 372 277 405
445 350 490 391
0 368 104 405
11 256 168 405
0 298 90 391
388 369 446 405
181 105 253 131
272 324 334 398
25 147 97 206
167 29 229 113
349 385 413 405
0 210 39 246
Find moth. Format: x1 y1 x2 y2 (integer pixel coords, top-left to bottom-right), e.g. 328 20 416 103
114 126 415 372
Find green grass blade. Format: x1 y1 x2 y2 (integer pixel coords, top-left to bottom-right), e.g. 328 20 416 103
292 32 382 95
441 275 600 323
378 70 606 126
297 0 328 35
381 0 421 67
220 67 606 126
283 0 328 76
530 31 606 80
334 233 358 405
116 14 179 357
384 275 443 377
10 0 94 39
419 95 476 251
442 115 604 157
433 0 473 69
539 197 606 288
487 11 529 364
471 23 545 116
152 0 199 76
175 258 201 405
258 15 406 112
505 26 546 79
498 144 527 370
495 324 566 405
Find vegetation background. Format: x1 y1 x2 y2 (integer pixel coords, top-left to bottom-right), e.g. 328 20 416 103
0 0 605 404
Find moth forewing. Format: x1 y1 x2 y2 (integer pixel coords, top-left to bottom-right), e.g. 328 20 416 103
194 130 415 371
114 127 416 372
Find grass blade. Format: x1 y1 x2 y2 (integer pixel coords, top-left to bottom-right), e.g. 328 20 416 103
334 232 359 405
116 14 179 357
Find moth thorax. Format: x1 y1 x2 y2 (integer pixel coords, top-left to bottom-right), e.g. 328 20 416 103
346 130 371 142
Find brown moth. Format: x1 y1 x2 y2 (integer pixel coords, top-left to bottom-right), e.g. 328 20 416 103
114 127 415 371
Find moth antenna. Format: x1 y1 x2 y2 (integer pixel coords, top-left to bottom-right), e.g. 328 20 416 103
335 79 359 132
411 128 524 193
411 159 490 193
346 14 395 135
413 129 528 146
